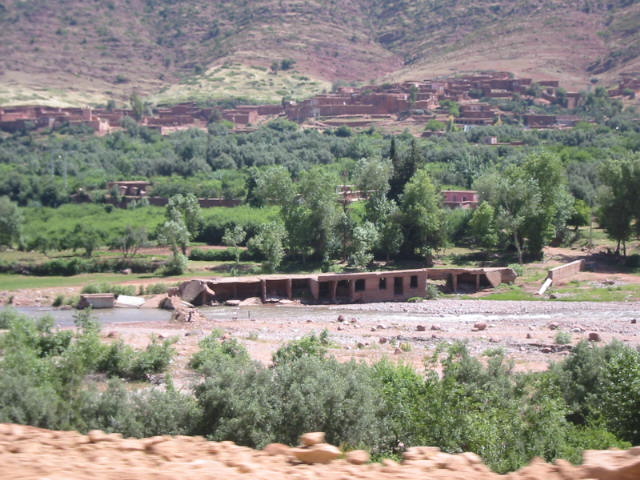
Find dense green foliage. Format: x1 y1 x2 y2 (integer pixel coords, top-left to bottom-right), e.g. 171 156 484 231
2 103 640 273
1 311 638 472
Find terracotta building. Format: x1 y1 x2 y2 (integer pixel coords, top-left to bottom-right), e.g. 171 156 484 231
442 190 479 209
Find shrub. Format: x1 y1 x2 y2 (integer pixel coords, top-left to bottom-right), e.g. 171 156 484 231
194 355 387 449
161 253 188 276
138 283 169 295
425 283 440 299
508 263 524 277
80 379 201 438
97 335 177 381
271 330 330 366
52 295 65 307
189 330 251 375
81 283 136 296
555 330 572 345
0 308 23 329
626 254 640 269
188 247 257 262
128 335 177 381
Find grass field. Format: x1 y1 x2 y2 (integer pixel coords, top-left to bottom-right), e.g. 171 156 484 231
153 62 331 105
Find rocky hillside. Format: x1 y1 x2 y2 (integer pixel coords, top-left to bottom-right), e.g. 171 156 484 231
2 423 640 480
0 0 639 105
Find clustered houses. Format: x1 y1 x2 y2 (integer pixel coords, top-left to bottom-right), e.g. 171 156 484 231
2 71 621 135
102 180 241 208
608 75 640 98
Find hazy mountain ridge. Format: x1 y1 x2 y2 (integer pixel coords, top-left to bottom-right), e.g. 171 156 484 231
0 0 638 106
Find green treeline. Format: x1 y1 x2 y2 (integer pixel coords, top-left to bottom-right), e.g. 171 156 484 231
2 105 640 269
1 308 638 473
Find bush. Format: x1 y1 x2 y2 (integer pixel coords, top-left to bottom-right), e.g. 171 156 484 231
161 253 188 276
555 330 572 345
0 307 23 329
138 283 169 295
508 263 524 277
188 247 258 262
271 330 330 366
80 379 201 438
626 254 640 269
425 283 440 299
81 283 136 296
194 355 387 449
97 335 177 380
52 294 65 307
189 330 251 375
0 257 158 276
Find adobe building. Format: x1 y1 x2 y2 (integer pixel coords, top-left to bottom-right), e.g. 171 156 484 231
107 181 151 197
442 190 479 209
456 104 495 125
522 114 556 128
180 269 428 305
176 267 516 306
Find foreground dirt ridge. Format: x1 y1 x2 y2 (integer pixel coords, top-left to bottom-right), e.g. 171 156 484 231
1 424 639 480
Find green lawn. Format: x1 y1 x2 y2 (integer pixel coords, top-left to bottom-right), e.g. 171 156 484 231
550 282 640 302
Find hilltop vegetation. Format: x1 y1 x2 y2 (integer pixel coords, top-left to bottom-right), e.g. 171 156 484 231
1 0 640 105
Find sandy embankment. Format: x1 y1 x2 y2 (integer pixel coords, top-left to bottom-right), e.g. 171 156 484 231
1 423 639 480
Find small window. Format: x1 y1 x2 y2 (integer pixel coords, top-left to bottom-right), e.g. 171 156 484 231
355 279 365 292
379 277 387 290
410 275 418 288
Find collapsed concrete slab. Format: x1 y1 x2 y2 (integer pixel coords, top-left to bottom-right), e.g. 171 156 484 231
178 279 216 306
77 293 115 309
114 295 146 308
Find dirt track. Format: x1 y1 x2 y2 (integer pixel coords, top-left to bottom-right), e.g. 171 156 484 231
1 423 639 480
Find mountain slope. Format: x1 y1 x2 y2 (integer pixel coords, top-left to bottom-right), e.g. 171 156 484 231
0 0 638 106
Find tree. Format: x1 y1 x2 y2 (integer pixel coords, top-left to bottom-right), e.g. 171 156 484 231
248 222 287 273
389 138 419 201
0 196 23 249
68 224 102 257
278 167 340 262
365 193 403 261
166 194 203 251
399 169 445 266
130 92 151 121
492 168 541 264
567 199 591 232
157 219 190 274
479 153 571 262
354 157 392 197
469 202 498 250
425 119 446 132
350 221 378 270
223 225 246 272
113 226 148 259
597 155 640 256
253 166 295 206
520 153 570 258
